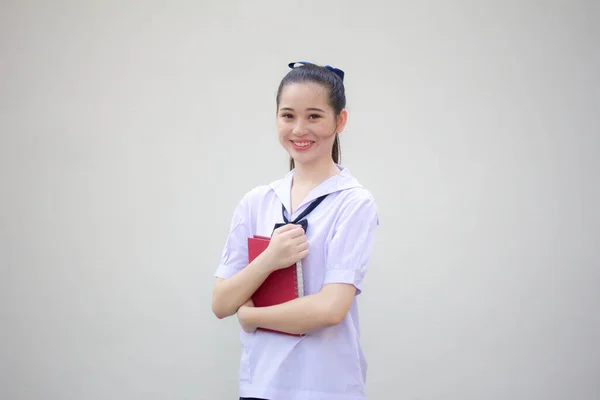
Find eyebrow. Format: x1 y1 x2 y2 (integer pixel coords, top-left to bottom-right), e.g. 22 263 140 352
279 107 326 113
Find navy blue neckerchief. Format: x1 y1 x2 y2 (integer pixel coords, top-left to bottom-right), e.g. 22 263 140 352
273 194 328 235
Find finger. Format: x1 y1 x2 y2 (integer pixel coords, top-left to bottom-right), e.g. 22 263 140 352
287 233 306 246
297 249 309 260
274 224 296 234
296 241 309 251
283 226 305 238
273 224 294 234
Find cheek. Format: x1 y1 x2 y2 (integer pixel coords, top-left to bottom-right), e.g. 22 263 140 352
276 119 290 132
315 123 335 139
277 126 288 137
277 127 290 144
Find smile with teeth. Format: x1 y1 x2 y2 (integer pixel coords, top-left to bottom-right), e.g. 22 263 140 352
291 140 315 150
293 141 312 147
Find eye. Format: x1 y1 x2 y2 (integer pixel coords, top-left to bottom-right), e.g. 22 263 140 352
308 114 322 119
280 113 293 119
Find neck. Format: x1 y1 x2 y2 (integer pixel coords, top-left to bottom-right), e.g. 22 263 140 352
292 157 340 189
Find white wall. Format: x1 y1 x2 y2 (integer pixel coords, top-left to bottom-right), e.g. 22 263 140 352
1 1 599 399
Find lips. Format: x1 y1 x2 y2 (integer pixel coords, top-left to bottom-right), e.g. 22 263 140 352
291 140 314 150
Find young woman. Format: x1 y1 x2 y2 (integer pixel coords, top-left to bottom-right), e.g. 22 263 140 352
212 62 379 400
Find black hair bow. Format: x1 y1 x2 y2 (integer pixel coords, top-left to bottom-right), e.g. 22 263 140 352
288 61 345 82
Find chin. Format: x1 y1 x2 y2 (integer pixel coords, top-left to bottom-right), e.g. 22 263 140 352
292 157 315 166
292 153 330 167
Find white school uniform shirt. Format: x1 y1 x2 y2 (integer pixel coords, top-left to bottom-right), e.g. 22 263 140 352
215 165 379 400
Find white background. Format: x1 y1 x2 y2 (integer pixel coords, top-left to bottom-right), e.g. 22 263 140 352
1 1 599 399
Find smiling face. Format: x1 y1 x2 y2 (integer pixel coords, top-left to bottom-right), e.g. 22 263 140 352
277 82 347 167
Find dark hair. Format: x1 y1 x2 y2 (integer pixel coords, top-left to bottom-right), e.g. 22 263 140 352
276 63 346 170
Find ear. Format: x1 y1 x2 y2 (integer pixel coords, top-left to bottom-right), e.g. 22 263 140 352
335 109 348 134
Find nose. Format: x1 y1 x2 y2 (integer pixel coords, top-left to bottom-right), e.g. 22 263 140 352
292 120 309 137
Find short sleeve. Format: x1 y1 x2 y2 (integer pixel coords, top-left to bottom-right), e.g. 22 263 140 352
214 193 252 279
323 193 379 294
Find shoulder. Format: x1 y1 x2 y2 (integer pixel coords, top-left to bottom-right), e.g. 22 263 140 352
342 186 376 204
327 167 379 223
234 174 284 209
243 184 273 201
336 187 378 218
243 169 293 202
326 186 379 251
335 167 377 209
234 184 272 211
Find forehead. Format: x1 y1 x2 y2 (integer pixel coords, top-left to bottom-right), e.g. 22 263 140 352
278 82 331 110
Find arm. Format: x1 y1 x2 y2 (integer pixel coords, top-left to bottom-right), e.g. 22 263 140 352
212 223 307 319
211 251 273 319
238 193 379 334
238 283 357 334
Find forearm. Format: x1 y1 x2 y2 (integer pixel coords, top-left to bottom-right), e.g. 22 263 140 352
212 252 272 319
243 293 339 335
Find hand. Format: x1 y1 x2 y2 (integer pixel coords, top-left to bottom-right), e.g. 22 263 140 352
237 299 257 333
263 224 309 271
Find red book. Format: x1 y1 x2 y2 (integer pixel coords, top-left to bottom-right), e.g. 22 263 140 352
247 235 305 336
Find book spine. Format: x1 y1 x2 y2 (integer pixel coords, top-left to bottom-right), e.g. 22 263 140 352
295 260 304 297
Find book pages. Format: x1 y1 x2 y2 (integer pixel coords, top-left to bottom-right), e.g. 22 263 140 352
296 260 304 297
